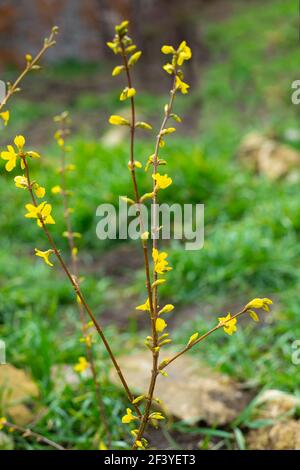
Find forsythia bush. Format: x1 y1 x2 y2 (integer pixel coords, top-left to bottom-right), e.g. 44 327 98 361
0 21 272 450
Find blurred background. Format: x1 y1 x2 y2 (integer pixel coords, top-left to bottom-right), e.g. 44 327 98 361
1 0 300 450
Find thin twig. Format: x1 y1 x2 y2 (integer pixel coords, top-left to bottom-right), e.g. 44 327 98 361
160 307 249 370
132 71 178 450
22 156 141 418
0 27 58 112
56 116 111 445
2 420 65 450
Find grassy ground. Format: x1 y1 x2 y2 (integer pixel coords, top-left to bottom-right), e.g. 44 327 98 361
1 0 300 449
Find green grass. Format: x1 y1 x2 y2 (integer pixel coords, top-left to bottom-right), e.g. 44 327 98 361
1 0 300 450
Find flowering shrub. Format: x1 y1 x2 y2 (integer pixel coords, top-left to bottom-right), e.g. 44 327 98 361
0 21 272 450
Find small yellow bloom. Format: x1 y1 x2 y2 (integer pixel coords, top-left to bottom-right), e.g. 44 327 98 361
161 45 175 55
14 135 25 152
128 51 142 66
14 175 28 189
0 110 9 126
35 248 55 267
218 313 237 336
51 185 62 194
0 417 7 430
177 40 192 65
136 298 150 311
152 248 172 275
74 356 89 373
121 408 137 424
245 298 273 312
112 65 125 76
135 121 152 130
155 318 167 333
109 115 130 126
1 145 17 172
34 184 45 198
163 63 174 75
187 332 199 346
175 76 190 94
248 310 259 322
25 201 55 227
152 279 166 288
158 304 174 315
152 173 172 190
120 87 136 101
149 411 165 420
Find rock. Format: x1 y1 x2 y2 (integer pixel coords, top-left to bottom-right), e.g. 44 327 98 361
238 132 300 180
0 364 39 425
110 351 249 425
253 389 300 420
247 420 300 450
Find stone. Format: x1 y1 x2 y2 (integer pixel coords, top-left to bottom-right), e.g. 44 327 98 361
0 364 39 425
247 420 300 450
238 132 300 180
253 389 300 420
110 350 249 425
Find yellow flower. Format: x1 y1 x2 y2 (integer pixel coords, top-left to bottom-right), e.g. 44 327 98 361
158 304 174 315
136 298 150 311
175 76 190 94
25 201 55 227
245 298 273 312
152 173 172 190
128 51 142 66
1 145 17 172
135 121 152 130
187 332 199 346
109 115 130 126
74 356 89 373
163 63 174 75
152 248 172 275
177 41 192 65
51 185 62 194
0 417 7 430
149 411 165 420
1 135 40 172
34 184 46 198
14 175 28 189
34 248 55 267
122 408 137 424
112 65 125 76
0 110 9 126
218 313 237 336
248 310 259 322
155 318 167 333
14 135 25 152
120 87 136 101
161 45 175 55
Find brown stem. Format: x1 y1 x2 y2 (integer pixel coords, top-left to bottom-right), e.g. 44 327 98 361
0 27 58 112
160 307 249 370
132 71 178 450
57 121 111 445
2 420 65 450
22 157 141 418
120 42 154 315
